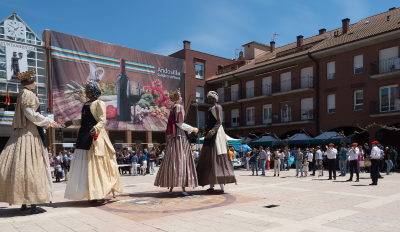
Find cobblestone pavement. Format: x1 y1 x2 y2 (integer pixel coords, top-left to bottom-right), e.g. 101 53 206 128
1 167 399 232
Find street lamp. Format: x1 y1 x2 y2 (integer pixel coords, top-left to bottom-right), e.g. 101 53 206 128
191 100 200 152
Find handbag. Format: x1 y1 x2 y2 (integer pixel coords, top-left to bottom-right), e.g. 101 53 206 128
364 158 371 167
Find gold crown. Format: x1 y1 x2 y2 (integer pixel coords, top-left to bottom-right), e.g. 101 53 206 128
170 88 181 101
17 70 35 81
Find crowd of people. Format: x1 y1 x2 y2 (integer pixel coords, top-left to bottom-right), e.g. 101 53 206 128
240 142 398 185
48 150 73 182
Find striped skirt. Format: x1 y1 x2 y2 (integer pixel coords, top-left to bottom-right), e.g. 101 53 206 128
154 128 198 188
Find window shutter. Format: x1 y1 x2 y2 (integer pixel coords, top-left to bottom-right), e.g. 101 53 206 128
327 94 335 112
379 46 399 60
301 67 313 77
354 55 363 68
327 61 335 78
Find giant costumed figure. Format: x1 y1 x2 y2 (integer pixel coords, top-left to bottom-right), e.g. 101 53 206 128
0 70 58 213
196 91 236 193
64 82 123 202
154 88 199 195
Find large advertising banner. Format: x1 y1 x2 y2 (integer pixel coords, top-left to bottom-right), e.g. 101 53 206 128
51 31 184 131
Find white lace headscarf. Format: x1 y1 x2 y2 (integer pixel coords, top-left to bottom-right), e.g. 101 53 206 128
207 91 218 102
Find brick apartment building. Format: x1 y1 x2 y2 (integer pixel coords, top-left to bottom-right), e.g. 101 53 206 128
198 7 400 147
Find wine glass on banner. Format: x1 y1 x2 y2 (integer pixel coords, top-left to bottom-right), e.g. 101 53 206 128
129 82 141 124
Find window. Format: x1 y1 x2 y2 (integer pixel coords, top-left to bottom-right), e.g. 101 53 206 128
327 61 335 79
354 55 363 74
0 45 5 79
195 87 204 103
245 80 254 98
378 46 399 73
231 109 239 127
354 91 363 110
262 104 272 124
246 107 255 125
280 102 292 122
327 94 335 113
262 76 271 95
231 84 239 101
301 98 313 120
300 67 313 88
195 62 204 79
198 111 205 128
380 85 398 112
217 88 224 103
280 72 291 92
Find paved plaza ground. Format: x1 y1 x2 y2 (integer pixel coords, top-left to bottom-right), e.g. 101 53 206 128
1 167 399 232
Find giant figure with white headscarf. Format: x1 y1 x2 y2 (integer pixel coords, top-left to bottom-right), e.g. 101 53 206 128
196 91 236 193
63 82 123 202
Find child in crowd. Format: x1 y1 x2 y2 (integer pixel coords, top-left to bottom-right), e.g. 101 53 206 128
318 160 324 177
302 157 309 177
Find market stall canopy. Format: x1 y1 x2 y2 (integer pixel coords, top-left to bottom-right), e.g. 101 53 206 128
197 134 241 145
282 133 313 145
248 135 279 146
309 131 348 144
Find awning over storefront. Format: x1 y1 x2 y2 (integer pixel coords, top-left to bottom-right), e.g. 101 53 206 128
309 131 350 144
248 135 279 146
197 134 242 145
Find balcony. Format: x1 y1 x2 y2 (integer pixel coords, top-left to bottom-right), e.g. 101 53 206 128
271 76 314 97
370 57 400 80
237 85 272 103
271 108 315 126
223 109 315 130
370 100 400 117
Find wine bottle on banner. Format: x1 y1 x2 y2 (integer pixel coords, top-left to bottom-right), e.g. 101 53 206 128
117 59 131 121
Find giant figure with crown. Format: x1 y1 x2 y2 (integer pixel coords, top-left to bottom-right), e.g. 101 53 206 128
154 88 199 195
0 70 58 213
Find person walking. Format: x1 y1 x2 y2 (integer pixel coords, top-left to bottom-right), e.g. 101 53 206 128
369 141 380 185
131 152 138 176
339 145 348 177
273 149 281 177
265 147 271 171
326 143 337 180
249 147 259 176
385 146 394 175
308 148 314 172
389 146 398 173
295 148 303 177
284 148 291 171
279 148 285 171
312 146 323 176
346 143 360 182
140 152 147 176
245 150 251 171
259 146 267 176
149 150 156 175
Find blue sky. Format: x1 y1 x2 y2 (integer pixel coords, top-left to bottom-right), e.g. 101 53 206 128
1 0 398 59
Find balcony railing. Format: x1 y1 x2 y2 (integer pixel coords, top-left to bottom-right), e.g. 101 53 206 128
370 99 400 114
370 56 400 75
245 84 272 99
272 76 313 94
272 109 315 124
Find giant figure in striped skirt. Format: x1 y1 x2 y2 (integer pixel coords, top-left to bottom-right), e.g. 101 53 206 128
154 88 199 196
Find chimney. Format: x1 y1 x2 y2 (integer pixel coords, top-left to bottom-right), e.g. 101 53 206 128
183 40 191 50
297 35 303 51
342 18 350 34
389 7 396 11
270 41 275 52
319 28 326 35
